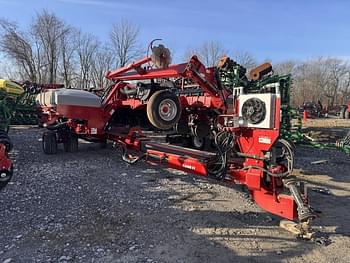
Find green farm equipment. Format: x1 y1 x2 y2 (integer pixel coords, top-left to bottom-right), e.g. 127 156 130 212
11 81 45 125
0 79 25 131
1 80 63 127
0 79 23 190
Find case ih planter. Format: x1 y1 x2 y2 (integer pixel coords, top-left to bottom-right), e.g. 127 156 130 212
37 43 316 238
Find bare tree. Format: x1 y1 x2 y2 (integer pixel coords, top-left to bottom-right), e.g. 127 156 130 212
60 28 77 87
232 51 257 70
324 58 348 106
91 46 114 88
185 42 257 69
0 19 38 81
289 57 350 107
339 70 350 105
274 60 297 75
291 58 329 106
197 41 227 67
110 19 141 67
31 10 71 83
185 41 227 67
1 12 110 88
76 31 99 89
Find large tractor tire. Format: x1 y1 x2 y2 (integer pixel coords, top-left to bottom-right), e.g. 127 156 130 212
63 133 78 153
42 131 57 154
147 90 181 130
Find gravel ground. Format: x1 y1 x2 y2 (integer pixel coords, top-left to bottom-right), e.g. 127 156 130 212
0 125 349 263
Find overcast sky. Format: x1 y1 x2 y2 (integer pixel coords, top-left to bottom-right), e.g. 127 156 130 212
1 0 350 63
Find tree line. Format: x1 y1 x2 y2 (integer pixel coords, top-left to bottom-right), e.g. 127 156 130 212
0 10 141 90
0 10 349 107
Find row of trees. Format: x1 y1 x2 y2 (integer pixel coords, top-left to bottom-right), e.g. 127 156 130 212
274 58 350 106
0 10 141 89
0 10 349 107
184 40 257 69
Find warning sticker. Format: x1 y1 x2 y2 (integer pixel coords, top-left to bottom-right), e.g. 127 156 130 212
91 128 97 134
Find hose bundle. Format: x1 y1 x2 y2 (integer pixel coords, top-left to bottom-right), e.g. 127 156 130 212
207 131 235 180
241 138 295 178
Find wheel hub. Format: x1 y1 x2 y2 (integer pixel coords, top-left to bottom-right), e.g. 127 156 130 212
162 106 169 113
158 99 177 121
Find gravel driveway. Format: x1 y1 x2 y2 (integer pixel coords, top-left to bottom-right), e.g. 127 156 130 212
0 126 349 263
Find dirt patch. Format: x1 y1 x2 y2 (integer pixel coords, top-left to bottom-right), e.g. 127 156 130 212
304 118 350 128
301 118 350 144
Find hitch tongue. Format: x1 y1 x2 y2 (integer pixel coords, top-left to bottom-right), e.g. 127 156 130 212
281 176 316 239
